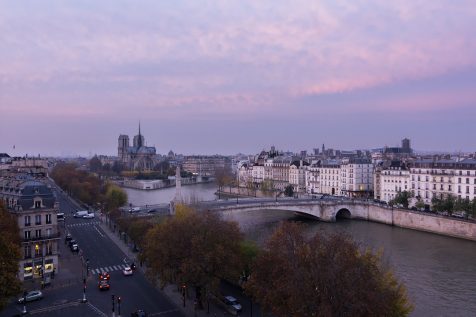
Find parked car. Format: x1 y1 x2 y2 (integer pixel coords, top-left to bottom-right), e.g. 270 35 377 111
70 243 79 252
82 213 95 219
17 290 43 303
131 309 147 317
65 233 73 242
68 239 77 247
223 295 242 313
98 280 110 291
123 266 133 276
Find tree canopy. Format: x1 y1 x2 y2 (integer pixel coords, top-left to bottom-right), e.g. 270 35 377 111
389 191 413 209
0 201 21 311
142 205 244 301
245 222 413 317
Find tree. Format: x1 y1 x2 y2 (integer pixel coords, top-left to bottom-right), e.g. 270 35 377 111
0 202 21 311
284 184 294 197
260 179 275 196
245 222 413 317
391 191 413 209
415 199 425 211
103 183 127 213
142 206 244 306
215 166 233 191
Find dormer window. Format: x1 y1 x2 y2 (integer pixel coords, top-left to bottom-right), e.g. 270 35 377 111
35 201 41 208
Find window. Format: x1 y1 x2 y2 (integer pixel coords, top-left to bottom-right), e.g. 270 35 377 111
35 215 41 225
458 185 461 193
440 184 444 190
449 185 452 191
46 228 52 237
467 171 471 176
34 244 42 257
24 216 31 226
466 186 470 194
458 178 462 183
35 201 41 208
467 178 470 184
35 229 41 238
46 243 53 255
46 214 52 224
24 230 31 240
24 245 31 259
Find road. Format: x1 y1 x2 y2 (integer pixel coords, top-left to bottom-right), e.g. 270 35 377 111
55 187 184 317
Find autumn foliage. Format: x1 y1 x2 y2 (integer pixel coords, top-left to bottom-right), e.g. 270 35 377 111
142 205 244 299
0 201 21 310
245 222 413 317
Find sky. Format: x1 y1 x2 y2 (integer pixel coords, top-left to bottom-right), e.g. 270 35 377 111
1 0 476 156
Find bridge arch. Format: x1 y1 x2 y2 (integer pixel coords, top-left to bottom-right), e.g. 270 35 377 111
335 208 351 220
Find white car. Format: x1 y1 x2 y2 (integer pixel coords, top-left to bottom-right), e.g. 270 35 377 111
123 266 133 276
17 290 43 303
83 213 95 219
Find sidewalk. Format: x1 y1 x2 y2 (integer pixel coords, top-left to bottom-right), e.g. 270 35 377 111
98 219 229 317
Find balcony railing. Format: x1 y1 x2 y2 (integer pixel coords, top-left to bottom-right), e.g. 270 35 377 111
22 232 60 243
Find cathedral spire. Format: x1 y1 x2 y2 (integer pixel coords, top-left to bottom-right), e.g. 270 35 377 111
138 121 143 147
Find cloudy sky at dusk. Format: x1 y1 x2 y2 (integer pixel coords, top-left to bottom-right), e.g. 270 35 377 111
1 0 475 156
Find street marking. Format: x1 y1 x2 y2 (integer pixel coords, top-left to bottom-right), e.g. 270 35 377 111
94 225 105 237
149 309 181 316
29 301 80 314
87 302 108 317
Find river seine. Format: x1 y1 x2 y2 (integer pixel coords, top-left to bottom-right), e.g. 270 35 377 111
124 184 476 317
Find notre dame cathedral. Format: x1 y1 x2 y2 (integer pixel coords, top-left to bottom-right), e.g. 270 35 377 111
118 124 158 171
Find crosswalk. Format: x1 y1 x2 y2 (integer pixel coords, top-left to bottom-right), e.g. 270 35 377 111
91 264 129 275
67 221 101 227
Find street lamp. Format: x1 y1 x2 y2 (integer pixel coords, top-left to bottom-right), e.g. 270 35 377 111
21 290 27 315
81 278 87 303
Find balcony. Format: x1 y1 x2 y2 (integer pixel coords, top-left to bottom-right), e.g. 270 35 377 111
22 232 60 243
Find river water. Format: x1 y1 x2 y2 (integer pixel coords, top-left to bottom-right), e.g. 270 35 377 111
125 184 476 317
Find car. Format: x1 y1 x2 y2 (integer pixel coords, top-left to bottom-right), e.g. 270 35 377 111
74 210 89 218
98 280 110 291
17 290 43 303
224 295 242 313
65 233 73 242
82 213 95 219
123 266 133 276
70 243 79 252
68 239 77 247
99 272 110 281
131 309 147 317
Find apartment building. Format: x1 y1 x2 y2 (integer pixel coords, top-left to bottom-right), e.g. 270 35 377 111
0 174 60 281
319 161 341 195
305 163 320 194
339 158 373 198
182 155 232 177
376 161 410 202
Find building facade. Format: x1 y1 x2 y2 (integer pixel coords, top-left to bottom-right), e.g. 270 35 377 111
0 175 60 281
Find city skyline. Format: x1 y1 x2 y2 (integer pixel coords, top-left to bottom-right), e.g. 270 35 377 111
1 1 476 156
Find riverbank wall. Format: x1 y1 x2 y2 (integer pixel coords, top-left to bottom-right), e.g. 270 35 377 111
356 204 476 241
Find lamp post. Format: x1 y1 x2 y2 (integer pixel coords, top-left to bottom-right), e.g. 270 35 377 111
117 296 121 317
21 290 27 315
112 294 115 317
81 278 87 303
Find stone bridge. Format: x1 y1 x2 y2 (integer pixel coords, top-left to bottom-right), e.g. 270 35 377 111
197 198 394 223
194 198 476 241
